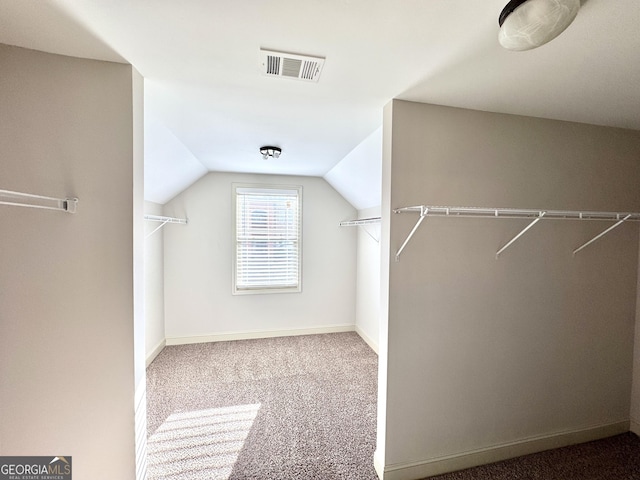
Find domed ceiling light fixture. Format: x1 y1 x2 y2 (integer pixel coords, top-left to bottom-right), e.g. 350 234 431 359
498 0 581 51
260 146 281 160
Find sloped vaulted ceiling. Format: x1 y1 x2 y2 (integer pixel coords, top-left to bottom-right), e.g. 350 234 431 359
1 0 639 206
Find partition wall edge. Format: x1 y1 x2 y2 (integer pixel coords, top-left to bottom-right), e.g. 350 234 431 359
374 99 394 478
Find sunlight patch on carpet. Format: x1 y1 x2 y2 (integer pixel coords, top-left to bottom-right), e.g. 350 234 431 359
147 403 261 480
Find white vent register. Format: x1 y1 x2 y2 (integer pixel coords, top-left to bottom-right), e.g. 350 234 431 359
260 49 325 82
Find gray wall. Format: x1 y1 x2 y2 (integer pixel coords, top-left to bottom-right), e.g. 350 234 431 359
162 172 357 342
0 45 142 479
377 100 640 479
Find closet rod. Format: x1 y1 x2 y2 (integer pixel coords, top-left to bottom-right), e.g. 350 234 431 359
0 189 77 213
394 205 640 260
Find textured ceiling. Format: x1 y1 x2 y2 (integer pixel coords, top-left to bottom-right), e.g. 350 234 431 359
1 0 638 205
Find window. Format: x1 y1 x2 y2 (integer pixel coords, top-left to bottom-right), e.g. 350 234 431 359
233 184 302 294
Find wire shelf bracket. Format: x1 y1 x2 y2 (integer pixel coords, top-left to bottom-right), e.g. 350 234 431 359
393 205 640 261
572 214 632 256
0 189 77 213
395 206 428 261
495 212 546 259
339 217 381 243
144 214 188 238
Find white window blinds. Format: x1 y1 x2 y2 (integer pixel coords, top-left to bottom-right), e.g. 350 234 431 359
233 185 302 294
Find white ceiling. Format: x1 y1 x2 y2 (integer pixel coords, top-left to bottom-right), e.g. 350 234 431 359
1 0 639 207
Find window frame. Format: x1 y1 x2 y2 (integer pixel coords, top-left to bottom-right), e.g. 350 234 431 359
232 183 303 295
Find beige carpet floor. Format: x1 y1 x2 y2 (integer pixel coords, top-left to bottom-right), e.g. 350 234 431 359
146 332 379 480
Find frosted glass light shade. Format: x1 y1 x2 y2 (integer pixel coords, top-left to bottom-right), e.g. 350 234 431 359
499 0 580 51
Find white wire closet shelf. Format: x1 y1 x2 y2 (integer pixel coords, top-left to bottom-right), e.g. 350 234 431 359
339 217 381 227
393 205 640 261
144 214 188 238
339 217 381 243
0 189 77 213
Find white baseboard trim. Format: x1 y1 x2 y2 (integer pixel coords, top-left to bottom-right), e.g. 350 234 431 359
166 324 356 346
631 416 640 436
378 420 629 480
146 339 166 367
356 325 379 354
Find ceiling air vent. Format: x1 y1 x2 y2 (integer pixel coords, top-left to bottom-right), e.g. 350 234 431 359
260 49 325 82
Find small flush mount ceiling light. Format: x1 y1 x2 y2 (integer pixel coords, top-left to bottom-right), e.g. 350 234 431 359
260 146 282 160
499 0 580 51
